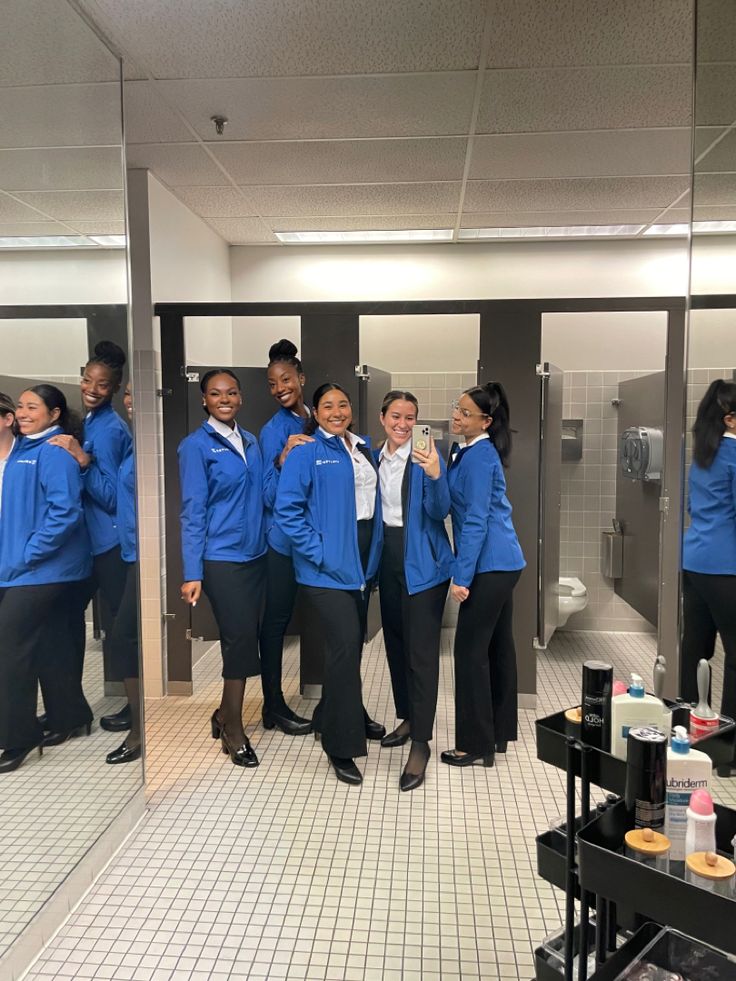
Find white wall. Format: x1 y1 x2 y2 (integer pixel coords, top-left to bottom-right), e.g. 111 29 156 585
688 308 736 369
360 314 479 372
231 316 301 367
691 236 736 295
541 311 668 371
0 249 127 304
0 318 88 377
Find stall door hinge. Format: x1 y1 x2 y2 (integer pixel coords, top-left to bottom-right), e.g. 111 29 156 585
181 367 200 383
536 363 550 378
659 496 670 515
354 364 370 380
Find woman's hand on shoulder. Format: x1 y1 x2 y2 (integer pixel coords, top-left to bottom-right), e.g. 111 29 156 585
181 581 202 605
279 433 314 467
412 436 441 480
47 434 92 469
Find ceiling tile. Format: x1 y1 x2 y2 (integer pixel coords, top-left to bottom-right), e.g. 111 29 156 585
71 220 127 235
157 74 476 141
695 127 728 159
486 0 692 68
0 0 120 85
242 183 461 217
695 64 736 127
12 190 125 221
268 214 458 232
208 138 467 185
0 84 122 149
463 177 690 213
0 148 123 192
80 0 486 78
696 128 736 173
123 81 195 144
126 144 226 186
477 66 692 133
469 130 691 180
696 0 736 62
0 192 52 222
200 218 279 244
694 205 736 221
0 220 72 236
460 209 664 228
172 187 259 218
692 173 736 206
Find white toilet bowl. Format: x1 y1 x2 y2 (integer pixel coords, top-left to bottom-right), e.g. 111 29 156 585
557 576 588 628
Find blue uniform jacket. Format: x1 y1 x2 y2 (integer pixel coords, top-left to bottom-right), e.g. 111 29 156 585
178 421 266 582
275 429 383 590
117 445 137 564
82 402 132 556
448 437 525 588
260 406 308 557
683 436 736 574
0 428 92 586
376 449 453 595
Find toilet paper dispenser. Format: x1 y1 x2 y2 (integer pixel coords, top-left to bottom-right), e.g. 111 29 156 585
620 425 663 482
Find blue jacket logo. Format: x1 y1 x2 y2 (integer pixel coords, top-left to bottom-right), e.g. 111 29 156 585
315 459 340 466
16 459 37 465
210 447 228 454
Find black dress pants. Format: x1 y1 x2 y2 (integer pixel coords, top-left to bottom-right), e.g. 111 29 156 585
203 556 266 680
0 583 92 750
258 547 298 709
109 562 140 680
379 525 448 742
69 546 129 680
453 569 521 755
681 570 736 722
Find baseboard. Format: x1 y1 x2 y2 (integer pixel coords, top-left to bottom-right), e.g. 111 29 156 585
519 693 537 710
7 787 146 981
167 680 193 696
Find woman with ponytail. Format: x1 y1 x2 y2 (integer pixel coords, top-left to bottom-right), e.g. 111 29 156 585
441 382 525 770
682 379 736 774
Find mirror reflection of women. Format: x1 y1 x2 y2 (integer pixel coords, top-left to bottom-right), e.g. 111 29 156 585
0 386 93 773
258 340 313 736
49 341 133 734
275 384 383 785
0 392 16 477
441 383 525 769
376 391 453 791
682 380 736 777
179 370 267 767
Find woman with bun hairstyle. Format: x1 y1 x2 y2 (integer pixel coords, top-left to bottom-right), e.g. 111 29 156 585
0 385 92 773
275 383 383 785
376 390 453 791
681 379 736 776
179 369 267 767
49 340 133 734
441 382 525 770
257 339 313 736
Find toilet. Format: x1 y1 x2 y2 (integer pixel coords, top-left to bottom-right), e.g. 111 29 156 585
557 576 588 628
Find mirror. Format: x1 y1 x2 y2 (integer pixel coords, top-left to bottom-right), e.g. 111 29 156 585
0 1 140 972
683 0 736 803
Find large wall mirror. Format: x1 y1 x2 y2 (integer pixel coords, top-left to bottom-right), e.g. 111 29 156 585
0 3 140 975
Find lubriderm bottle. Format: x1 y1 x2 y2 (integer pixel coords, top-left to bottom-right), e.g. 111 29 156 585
665 726 712 862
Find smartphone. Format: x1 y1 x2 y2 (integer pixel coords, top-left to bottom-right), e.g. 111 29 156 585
411 424 432 454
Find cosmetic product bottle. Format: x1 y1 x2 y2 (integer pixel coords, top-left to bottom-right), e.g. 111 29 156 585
653 655 672 738
581 660 613 749
610 674 666 759
625 726 667 831
685 851 736 896
624 826 670 872
665 726 712 862
690 659 719 739
685 789 717 857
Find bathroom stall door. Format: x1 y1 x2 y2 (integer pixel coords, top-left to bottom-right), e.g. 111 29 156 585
538 363 563 648
357 364 392 447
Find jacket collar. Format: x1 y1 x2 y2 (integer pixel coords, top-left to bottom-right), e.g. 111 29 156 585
202 419 253 447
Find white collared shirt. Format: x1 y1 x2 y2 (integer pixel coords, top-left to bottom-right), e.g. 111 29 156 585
724 432 736 440
452 431 489 461
319 427 377 520
0 437 16 522
208 415 246 461
25 425 61 441
379 439 411 528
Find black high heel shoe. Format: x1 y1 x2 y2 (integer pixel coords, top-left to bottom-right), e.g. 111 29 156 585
220 729 259 767
328 755 362 785
42 721 92 747
381 723 410 748
0 743 43 774
400 743 431 792
210 709 223 740
440 749 495 768
262 707 312 736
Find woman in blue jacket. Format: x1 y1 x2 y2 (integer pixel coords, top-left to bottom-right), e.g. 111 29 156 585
441 382 525 769
376 390 453 792
49 340 133 734
682 379 736 776
258 339 313 736
275 383 383 786
179 369 267 767
0 385 93 773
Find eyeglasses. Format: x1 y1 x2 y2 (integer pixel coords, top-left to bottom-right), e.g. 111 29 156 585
451 399 489 419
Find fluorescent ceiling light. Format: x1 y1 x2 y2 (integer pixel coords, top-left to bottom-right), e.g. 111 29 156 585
642 223 690 236
0 235 94 249
89 235 127 248
692 220 736 234
275 228 453 244
459 224 645 240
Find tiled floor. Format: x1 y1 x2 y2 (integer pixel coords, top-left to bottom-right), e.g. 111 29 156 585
0 635 142 959
21 629 735 980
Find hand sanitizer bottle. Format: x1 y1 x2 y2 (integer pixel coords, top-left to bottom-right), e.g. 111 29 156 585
610 673 666 759
665 726 712 862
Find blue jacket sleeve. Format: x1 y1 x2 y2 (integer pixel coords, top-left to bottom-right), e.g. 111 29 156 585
422 457 451 521
83 423 131 514
274 447 323 567
452 457 494 588
24 448 84 566
260 425 283 511
179 439 209 582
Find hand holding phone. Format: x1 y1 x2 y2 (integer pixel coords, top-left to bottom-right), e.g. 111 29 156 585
411 425 441 480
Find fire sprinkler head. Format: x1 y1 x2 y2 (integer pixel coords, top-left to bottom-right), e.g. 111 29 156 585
210 115 228 136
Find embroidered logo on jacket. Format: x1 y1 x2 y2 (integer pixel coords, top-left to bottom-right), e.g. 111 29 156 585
16 459 37 465
210 447 228 454
316 459 340 466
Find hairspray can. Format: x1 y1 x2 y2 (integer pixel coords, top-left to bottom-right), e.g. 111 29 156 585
625 726 667 830
581 660 613 750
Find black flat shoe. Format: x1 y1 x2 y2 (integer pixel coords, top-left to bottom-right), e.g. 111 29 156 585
495 741 508 754
381 724 410 748
0 744 43 774
364 716 386 741
400 744 431 793
42 721 92 747
106 741 141 765
329 756 362 785
221 731 259 767
262 708 312 736
440 749 494 768
100 704 132 732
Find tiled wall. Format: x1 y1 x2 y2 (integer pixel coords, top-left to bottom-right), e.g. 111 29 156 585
389 371 477 420
560 370 654 633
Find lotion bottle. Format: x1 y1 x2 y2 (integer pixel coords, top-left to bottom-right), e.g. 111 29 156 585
610 673 666 759
665 726 712 862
